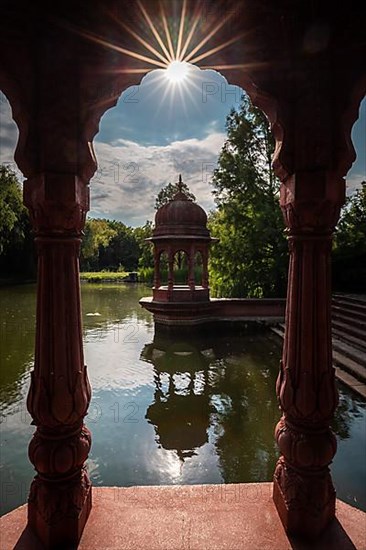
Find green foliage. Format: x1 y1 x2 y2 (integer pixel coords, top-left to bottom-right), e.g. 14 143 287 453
138 266 154 283
100 221 140 272
154 181 196 209
80 271 128 283
334 183 366 257
81 219 145 272
209 95 288 298
135 220 154 269
0 166 26 254
172 267 188 284
332 182 366 291
0 166 36 280
81 219 117 270
194 266 203 285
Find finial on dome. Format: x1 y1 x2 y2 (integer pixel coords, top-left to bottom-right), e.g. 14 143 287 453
177 174 183 192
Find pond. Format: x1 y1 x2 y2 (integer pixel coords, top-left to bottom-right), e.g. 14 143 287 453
0 283 365 517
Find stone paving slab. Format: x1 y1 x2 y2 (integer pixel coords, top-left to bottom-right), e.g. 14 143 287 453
1 483 365 549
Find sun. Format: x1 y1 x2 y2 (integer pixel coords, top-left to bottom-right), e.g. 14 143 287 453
77 3 247 83
165 61 190 83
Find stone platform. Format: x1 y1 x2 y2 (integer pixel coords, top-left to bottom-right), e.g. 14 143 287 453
139 296 286 327
1 483 365 549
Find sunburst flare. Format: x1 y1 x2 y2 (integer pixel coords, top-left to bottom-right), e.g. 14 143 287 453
70 1 252 82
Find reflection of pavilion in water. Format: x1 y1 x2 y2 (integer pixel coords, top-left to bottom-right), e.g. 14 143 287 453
141 330 285 482
141 334 215 462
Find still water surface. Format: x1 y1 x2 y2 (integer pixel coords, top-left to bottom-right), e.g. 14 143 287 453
0 283 365 516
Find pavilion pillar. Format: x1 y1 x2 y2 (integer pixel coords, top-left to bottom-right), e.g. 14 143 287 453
273 171 344 538
168 249 174 291
188 244 195 290
153 247 161 289
202 249 209 289
24 173 92 549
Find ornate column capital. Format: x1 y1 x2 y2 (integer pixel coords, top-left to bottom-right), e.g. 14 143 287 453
280 171 346 235
23 174 89 236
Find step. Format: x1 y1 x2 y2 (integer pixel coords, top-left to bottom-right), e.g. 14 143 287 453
332 305 366 323
332 338 366 367
270 324 366 398
332 312 366 331
270 326 285 339
332 327 366 352
335 367 366 400
333 350 366 384
332 319 366 342
275 323 366 353
333 294 366 306
332 299 366 316
273 326 366 365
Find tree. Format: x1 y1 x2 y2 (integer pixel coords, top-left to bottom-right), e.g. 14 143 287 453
154 178 196 209
334 182 366 256
134 221 154 269
0 165 26 254
101 221 140 271
0 165 36 279
332 182 366 291
208 95 288 298
81 218 117 271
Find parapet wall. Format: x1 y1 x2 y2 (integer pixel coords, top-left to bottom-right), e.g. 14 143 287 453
140 296 286 328
210 298 286 320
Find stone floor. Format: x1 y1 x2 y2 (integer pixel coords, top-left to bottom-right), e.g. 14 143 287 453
1 483 365 549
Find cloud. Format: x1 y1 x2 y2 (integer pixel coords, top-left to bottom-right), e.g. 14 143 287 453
95 66 243 146
346 172 365 196
1 86 364 229
0 92 19 168
89 133 226 226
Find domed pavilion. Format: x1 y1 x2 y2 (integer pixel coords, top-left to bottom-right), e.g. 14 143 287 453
140 176 218 326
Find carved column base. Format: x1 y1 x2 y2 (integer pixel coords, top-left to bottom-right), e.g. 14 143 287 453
273 458 336 538
28 468 92 549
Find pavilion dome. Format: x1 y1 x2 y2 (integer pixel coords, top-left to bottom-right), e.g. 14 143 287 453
153 177 210 238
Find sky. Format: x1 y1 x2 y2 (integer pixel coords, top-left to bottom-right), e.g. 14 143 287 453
0 66 365 227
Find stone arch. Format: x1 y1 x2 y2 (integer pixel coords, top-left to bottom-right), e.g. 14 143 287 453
0 3 365 547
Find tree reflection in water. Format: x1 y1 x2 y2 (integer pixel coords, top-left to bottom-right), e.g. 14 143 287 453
141 329 282 481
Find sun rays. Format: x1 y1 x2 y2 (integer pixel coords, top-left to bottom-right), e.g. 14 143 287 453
62 1 252 118
79 0 248 79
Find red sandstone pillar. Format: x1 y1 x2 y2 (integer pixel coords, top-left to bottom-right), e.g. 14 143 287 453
202 249 209 289
188 245 195 290
24 174 92 549
153 247 161 288
273 172 344 538
168 249 174 291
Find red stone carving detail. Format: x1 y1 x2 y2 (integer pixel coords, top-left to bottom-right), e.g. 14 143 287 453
273 175 342 537
28 425 91 477
274 458 336 511
28 468 91 526
24 174 92 548
24 174 89 235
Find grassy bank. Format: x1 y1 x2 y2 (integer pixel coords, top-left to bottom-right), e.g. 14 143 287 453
80 271 129 283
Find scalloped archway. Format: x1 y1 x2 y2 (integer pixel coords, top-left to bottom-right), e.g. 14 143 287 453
0 1 365 547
